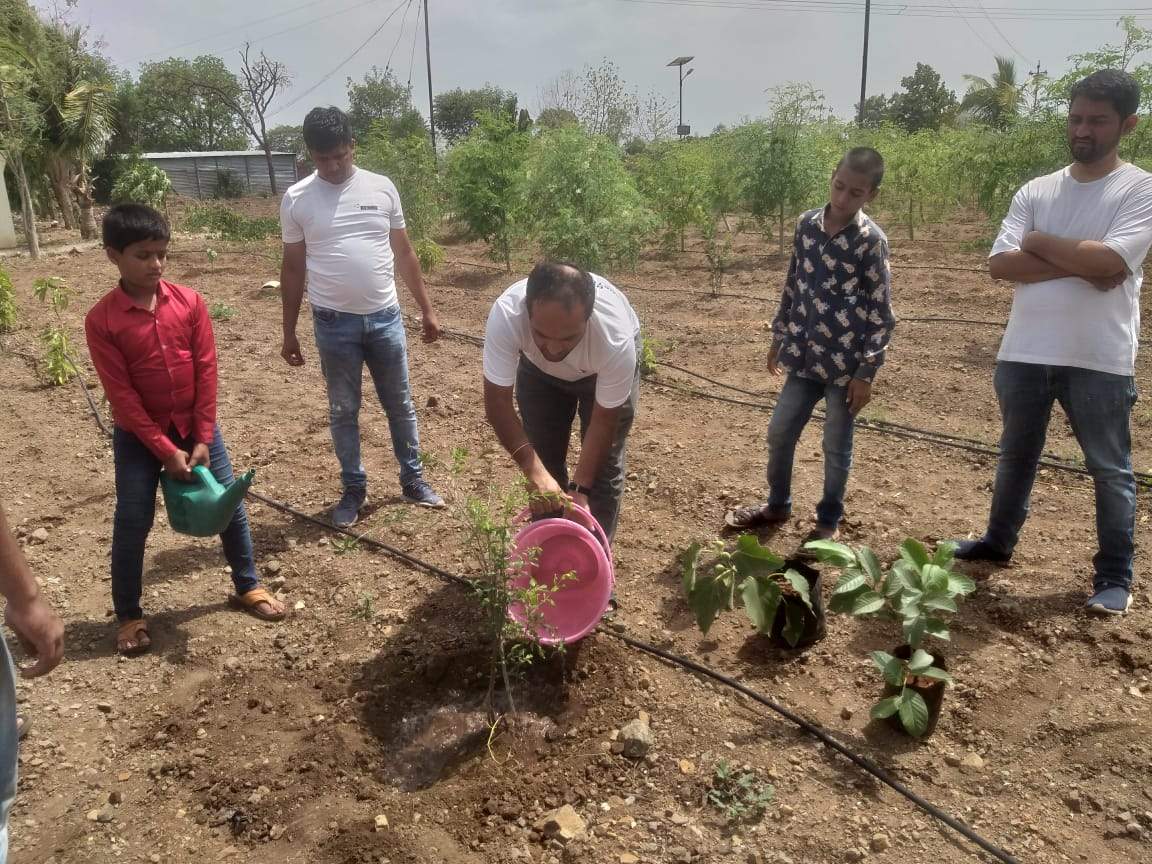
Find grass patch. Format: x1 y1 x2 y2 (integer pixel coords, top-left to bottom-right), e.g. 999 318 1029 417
183 205 280 241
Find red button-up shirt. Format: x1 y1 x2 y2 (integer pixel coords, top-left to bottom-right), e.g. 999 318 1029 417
84 279 218 460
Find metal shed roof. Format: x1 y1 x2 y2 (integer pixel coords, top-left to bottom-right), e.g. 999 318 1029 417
142 151 295 159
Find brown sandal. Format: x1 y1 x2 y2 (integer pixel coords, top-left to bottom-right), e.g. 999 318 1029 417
229 587 286 622
116 619 151 656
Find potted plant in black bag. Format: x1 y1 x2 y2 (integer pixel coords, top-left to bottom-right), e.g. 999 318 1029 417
682 534 826 649
804 538 975 737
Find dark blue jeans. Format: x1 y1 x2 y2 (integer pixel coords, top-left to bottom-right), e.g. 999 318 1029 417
981 361 1137 590
767 373 856 528
111 425 258 621
311 304 423 491
515 354 640 542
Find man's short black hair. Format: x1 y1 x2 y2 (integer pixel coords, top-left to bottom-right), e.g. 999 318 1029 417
525 262 596 319
303 106 353 153
836 146 885 190
102 203 170 251
1069 69 1141 120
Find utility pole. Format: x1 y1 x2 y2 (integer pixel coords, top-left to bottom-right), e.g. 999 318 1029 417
1028 60 1047 115
857 0 871 125
424 0 436 153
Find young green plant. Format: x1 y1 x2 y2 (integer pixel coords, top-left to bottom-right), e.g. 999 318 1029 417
33 277 77 386
803 538 974 736
681 534 815 648
707 760 775 823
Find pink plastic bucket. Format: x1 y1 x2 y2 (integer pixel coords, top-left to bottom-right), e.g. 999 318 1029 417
508 505 615 645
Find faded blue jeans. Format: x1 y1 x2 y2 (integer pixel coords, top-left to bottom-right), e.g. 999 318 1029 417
0 640 16 863
112 425 258 621
311 304 423 491
767 373 856 529
980 361 1137 590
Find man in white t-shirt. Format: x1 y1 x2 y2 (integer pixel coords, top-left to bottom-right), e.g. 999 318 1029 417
954 70 1152 616
279 106 444 527
483 262 641 541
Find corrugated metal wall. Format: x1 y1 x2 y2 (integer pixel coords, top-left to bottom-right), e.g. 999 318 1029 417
144 154 298 199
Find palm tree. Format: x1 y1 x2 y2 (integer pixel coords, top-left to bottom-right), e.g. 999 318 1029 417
961 56 1021 130
58 81 114 239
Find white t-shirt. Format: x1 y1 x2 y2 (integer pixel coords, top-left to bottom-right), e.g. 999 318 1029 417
483 275 641 409
992 163 1152 376
280 168 406 314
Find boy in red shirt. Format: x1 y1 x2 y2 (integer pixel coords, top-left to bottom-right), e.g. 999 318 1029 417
85 204 285 655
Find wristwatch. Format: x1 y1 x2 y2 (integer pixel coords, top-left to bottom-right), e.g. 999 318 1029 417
567 481 593 496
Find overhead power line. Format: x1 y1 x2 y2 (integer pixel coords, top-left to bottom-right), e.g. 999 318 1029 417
618 0 1152 21
271 0 413 119
130 0 378 64
972 0 1034 63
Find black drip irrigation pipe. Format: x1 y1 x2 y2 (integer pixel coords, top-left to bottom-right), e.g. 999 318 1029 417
242 483 1022 864
63 334 1019 863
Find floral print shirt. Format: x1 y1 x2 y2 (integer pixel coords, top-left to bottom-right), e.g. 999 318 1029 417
770 206 895 384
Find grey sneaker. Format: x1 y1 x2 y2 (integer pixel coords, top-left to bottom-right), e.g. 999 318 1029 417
1086 585 1132 616
402 479 445 509
332 487 367 528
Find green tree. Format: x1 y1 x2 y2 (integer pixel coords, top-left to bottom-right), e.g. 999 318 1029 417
357 127 441 241
446 111 530 269
347 66 426 142
513 125 656 270
536 107 579 130
135 56 249 152
434 85 517 144
0 0 45 257
58 80 115 238
856 93 893 128
961 56 1021 129
888 63 957 132
266 123 305 160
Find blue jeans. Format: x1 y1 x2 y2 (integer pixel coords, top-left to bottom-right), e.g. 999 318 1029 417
0 640 16 863
112 425 258 621
982 361 1137 590
311 304 423 491
767 373 856 528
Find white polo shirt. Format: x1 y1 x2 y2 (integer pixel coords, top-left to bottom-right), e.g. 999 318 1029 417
280 167 406 314
483 275 641 409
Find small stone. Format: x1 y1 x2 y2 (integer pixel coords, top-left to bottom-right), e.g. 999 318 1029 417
670 813 690 826
374 814 389 831
1065 793 1083 813
269 825 286 840
959 752 985 774
265 560 282 575
870 834 890 852
840 707 853 721
678 759 696 775
30 527 49 544
669 847 691 864
96 702 113 714
620 855 640 864
944 754 962 768
534 805 587 843
844 851 864 863
779 804 795 819
117 771 131 782
224 657 241 671
294 600 306 611
1126 822 1144 838
87 805 115 824
618 718 655 759
426 395 440 408
108 791 122 805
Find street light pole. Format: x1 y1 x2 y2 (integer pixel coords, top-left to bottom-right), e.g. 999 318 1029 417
424 0 436 153
667 55 694 138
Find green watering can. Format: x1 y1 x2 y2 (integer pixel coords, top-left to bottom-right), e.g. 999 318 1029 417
160 465 255 537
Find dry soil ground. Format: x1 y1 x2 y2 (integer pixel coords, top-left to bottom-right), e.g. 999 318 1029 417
0 200 1150 864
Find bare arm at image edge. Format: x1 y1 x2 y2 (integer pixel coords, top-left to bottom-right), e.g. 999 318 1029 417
0 502 64 678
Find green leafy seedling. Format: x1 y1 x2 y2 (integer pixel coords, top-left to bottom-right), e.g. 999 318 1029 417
209 303 236 321
870 648 953 737
707 760 775 823
332 536 361 555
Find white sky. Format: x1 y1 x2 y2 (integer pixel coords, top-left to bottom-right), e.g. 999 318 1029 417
47 0 1152 133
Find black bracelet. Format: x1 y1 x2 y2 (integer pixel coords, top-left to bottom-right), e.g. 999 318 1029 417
567 481 593 496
